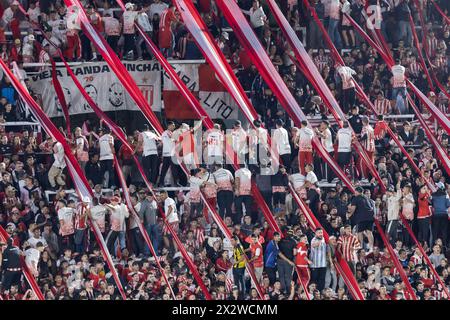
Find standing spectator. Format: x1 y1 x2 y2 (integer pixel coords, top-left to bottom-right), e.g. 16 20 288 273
431 182 450 246
231 235 246 297
295 234 312 287
384 181 402 245
138 190 159 256
48 139 66 190
416 185 432 246
247 233 264 285
349 187 375 251
122 2 139 60
242 1 267 39
273 119 292 172
98 128 115 189
105 196 129 257
160 190 179 251
327 0 342 49
137 125 160 185
264 231 281 285
213 163 234 219
336 121 353 177
296 120 314 175
309 228 327 291
24 241 45 277
234 164 252 223
277 230 296 293
136 3 153 61
158 5 178 57
337 224 361 273
103 12 121 53
1 238 22 291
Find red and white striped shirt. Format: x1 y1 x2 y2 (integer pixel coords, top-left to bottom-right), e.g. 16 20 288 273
361 124 376 152
426 36 438 58
337 234 361 262
74 203 88 230
374 98 391 115
408 61 422 78
314 54 331 73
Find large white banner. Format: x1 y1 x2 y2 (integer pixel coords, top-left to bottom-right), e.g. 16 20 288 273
29 61 162 117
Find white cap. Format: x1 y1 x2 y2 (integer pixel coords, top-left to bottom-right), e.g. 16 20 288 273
11 0 19 5
221 32 229 40
82 196 91 203
125 2 134 9
436 182 445 190
28 34 35 41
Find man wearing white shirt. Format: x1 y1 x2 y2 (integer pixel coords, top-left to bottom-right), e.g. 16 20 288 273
136 3 153 60
160 190 179 250
137 125 161 185
48 139 66 189
159 121 177 187
105 196 130 257
242 0 267 39
337 65 356 114
296 120 314 175
204 123 224 167
213 163 234 219
98 127 115 188
28 227 48 249
391 60 407 114
273 119 292 172
103 12 121 52
336 121 353 176
315 121 334 182
149 0 169 20
234 165 253 222
25 242 45 277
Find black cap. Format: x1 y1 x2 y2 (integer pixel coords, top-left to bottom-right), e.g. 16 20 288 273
355 186 364 193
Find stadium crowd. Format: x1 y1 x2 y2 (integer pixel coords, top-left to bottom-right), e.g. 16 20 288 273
0 0 449 301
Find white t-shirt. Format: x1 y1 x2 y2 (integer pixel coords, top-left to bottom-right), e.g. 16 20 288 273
28 236 48 248
249 7 266 28
290 173 305 190
161 130 175 157
164 197 178 223
392 64 406 88
149 2 169 18
189 176 203 202
337 127 353 152
27 7 41 24
109 203 130 232
213 168 234 191
306 171 318 184
298 127 314 152
235 168 252 195
137 12 153 32
25 248 41 269
103 16 121 36
53 142 66 169
123 11 138 34
58 207 75 236
99 134 114 161
206 130 224 157
273 127 291 155
141 131 158 156
321 128 334 152
90 205 107 233
66 7 81 30
337 66 356 89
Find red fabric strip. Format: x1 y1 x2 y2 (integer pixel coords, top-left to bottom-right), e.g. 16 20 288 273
50 58 72 138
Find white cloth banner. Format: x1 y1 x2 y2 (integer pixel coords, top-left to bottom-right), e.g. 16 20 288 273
29 61 162 117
